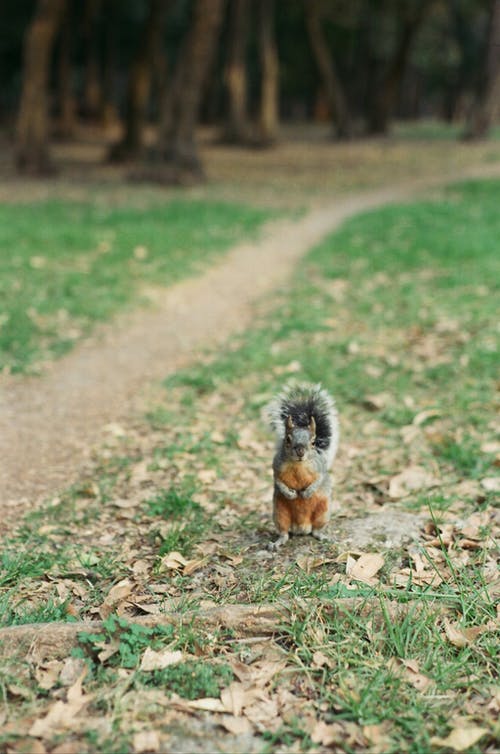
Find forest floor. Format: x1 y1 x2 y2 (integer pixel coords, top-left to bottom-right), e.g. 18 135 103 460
1 122 500 514
0 124 499 753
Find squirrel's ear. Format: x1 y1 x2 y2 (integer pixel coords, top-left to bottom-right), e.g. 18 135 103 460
309 415 316 438
286 415 294 432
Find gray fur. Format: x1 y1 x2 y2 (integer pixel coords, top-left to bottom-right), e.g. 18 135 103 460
267 381 339 469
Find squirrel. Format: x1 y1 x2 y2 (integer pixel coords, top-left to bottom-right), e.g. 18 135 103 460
267 382 339 550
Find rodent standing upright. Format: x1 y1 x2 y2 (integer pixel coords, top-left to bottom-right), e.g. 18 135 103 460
267 382 339 550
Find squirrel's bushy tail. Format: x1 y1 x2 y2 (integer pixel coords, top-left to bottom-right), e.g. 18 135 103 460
267 381 339 467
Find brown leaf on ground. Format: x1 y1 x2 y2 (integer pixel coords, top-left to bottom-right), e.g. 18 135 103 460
219 714 254 735
244 695 281 731
388 657 433 692
346 552 384 584
186 698 227 713
310 720 344 746
34 660 63 691
159 551 188 571
362 393 391 411
59 657 87 687
312 650 333 669
99 578 134 619
296 554 335 572
133 730 161 753
220 682 248 716
139 648 184 671
29 671 92 738
363 722 393 753
443 620 498 648
389 466 440 499
197 468 217 485
480 477 500 493
431 726 488 751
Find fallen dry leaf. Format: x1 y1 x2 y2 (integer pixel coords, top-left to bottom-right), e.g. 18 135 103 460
159 551 188 571
296 554 334 572
363 722 393 753
310 720 344 746
346 552 384 584
431 726 488 751
186 697 227 713
139 648 184 672
443 619 497 648
220 682 247 716
312 650 333 669
412 408 441 426
59 657 87 687
29 671 92 738
388 657 433 692
197 468 217 485
99 578 133 619
218 714 253 735
244 696 281 731
35 660 63 691
133 730 161 753
389 465 439 499
480 477 500 493
112 498 140 509
183 557 209 575
362 393 391 411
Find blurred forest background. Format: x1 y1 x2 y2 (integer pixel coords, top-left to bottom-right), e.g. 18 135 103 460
1 0 499 182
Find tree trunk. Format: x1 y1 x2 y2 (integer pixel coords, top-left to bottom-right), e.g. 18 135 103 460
464 0 500 139
154 0 225 182
110 0 170 160
257 0 279 146
56 3 76 138
304 0 353 139
83 0 102 119
367 1 433 135
223 0 251 144
100 0 119 129
16 0 66 174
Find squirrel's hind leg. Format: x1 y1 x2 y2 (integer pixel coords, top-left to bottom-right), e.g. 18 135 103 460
312 528 331 542
269 532 289 551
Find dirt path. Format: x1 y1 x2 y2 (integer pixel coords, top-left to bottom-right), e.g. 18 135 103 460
1 163 500 530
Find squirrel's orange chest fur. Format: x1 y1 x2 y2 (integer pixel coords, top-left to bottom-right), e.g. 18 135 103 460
277 460 316 491
274 461 329 534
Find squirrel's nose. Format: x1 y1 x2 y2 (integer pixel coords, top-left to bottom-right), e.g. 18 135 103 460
296 446 305 458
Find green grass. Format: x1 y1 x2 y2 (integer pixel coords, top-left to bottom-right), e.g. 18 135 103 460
144 486 209 557
1 178 498 753
0 198 274 373
151 179 499 750
394 118 500 141
167 179 500 440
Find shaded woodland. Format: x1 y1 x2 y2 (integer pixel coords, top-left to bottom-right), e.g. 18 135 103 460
2 0 499 181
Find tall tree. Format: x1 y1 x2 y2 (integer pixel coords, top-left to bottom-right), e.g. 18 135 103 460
464 0 500 138
223 0 251 143
110 0 171 160
304 0 353 139
56 2 75 138
155 0 225 182
367 0 433 135
82 0 102 118
16 0 66 174
257 0 279 145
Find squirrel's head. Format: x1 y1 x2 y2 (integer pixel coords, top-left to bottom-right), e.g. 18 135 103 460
285 415 316 461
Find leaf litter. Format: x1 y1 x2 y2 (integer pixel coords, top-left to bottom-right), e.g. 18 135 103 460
1 200 500 751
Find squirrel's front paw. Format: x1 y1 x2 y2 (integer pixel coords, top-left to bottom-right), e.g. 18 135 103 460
275 480 298 500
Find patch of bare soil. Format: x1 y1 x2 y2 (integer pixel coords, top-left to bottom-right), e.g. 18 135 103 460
1 154 500 530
